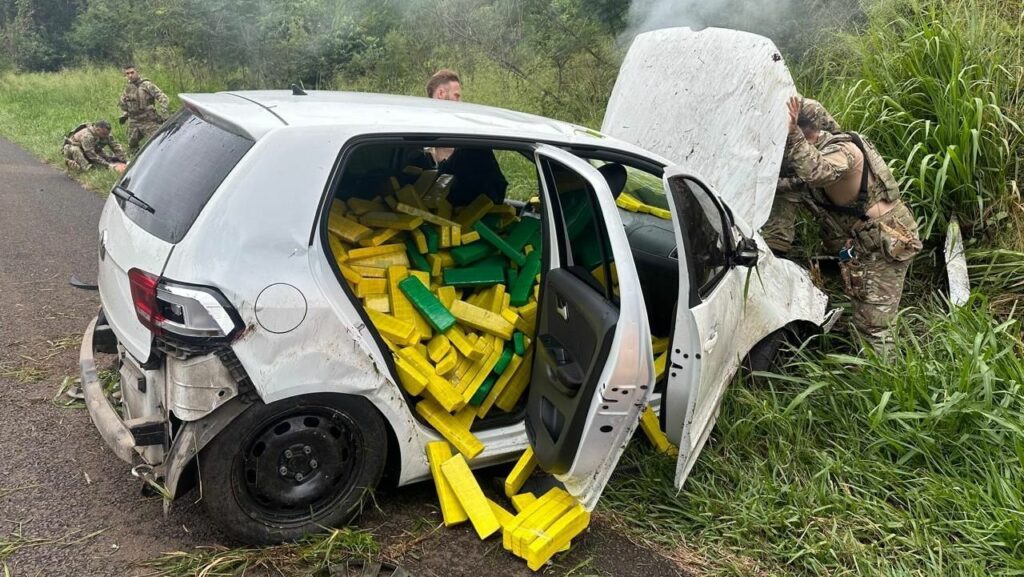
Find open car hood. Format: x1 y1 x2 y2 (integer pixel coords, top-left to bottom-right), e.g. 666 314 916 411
601 27 795 229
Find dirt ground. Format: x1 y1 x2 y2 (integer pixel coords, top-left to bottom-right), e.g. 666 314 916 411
0 138 684 577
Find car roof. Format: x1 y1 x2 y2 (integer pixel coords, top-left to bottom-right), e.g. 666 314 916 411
179 90 660 160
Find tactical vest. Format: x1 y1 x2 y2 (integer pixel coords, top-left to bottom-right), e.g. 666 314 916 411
122 80 160 119
813 132 900 224
65 123 92 147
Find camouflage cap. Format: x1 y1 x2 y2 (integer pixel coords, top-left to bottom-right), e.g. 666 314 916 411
800 98 840 133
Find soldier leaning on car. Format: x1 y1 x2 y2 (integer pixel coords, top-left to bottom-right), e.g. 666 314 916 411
118 65 169 154
762 97 842 255
781 96 922 346
62 120 127 173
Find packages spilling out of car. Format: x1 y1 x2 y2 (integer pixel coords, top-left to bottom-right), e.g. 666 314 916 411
79 26 833 570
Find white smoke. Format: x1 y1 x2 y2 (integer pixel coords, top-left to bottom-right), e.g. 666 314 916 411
620 0 860 55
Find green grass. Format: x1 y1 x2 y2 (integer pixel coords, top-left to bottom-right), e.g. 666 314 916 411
799 0 1023 244
605 294 1024 576
0 63 224 194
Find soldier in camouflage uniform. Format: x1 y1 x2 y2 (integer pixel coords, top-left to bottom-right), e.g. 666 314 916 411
762 97 841 255
118 65 169 154
782 96 922 344
62 120 127 173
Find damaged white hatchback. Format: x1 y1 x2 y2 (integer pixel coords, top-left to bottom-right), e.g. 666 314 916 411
81 27 834 543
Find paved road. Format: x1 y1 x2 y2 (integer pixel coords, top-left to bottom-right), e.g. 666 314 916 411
0 138 683 576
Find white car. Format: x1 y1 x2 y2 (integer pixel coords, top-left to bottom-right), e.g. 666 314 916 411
80 28 833 543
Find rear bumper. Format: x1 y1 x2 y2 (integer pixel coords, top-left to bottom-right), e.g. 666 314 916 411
80 315 137 464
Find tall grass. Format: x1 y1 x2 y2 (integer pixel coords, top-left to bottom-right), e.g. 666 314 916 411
802 0 1023 244
605 294 1024 576
0 62 224 193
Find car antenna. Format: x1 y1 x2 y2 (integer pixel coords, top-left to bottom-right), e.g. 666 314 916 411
290 83 307 96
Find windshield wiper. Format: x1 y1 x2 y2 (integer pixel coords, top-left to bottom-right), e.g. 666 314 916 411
112 184 156 214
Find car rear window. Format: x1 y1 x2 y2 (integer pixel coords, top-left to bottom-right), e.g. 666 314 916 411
117 109 254 243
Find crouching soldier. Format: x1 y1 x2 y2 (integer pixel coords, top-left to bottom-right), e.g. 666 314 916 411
762 97 842 256
119 65 169 154
62 120 127 173
783 96 922 347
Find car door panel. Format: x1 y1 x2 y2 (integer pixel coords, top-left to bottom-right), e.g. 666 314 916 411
526 144 654 510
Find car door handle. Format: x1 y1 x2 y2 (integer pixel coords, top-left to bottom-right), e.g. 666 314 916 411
555 294 568 321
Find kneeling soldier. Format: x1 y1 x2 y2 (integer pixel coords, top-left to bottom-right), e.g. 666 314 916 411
63 120 127 173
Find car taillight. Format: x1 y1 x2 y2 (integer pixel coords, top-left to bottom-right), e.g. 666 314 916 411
128 268 240 341
129 268 164 335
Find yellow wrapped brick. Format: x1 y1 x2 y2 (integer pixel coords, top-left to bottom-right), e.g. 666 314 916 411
411 228 428 254
436 347 459 376
363 294 390 313
441 453 501 539
476 353 522 418
427 334 451 363
426 442 469 526
347 243 406 261
347 251 410 269
359 211 423 231
396 185 426 210
346 197 387 216
451 300 515 340
355 278 387 297
366 309 416 346
455 195 495 229
394 356 429 395
415 398 484 459
338 263 362 285
494 348 533 412
359 227 403 247
396 203 459 228
328 213 373 244
398 347 463 412
350 264 386 278
504 447 537 498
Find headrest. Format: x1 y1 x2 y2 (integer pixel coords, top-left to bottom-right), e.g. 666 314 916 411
598 163 628 199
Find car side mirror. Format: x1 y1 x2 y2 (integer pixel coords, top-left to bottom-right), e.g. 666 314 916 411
731 236 759 268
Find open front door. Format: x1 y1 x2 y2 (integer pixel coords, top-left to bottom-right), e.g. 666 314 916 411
661 168 751 490
525 144 654 509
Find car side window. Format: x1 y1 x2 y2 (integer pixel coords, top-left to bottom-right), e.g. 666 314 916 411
669 177 731 298
538 158 618 301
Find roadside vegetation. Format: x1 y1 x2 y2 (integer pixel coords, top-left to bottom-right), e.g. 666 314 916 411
0 0 1021 575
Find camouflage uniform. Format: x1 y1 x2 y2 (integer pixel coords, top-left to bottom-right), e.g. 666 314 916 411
784 125 922 342
762 98 842 254
62 123 127 171
119 76 169 153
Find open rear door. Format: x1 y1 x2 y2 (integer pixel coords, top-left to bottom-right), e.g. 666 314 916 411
602 27 795 230
525 144 654 509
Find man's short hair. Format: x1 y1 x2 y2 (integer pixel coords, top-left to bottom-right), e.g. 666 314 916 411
95 120 112 131
426 69 461 97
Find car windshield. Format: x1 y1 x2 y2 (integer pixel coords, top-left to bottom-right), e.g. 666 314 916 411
118 110 254 244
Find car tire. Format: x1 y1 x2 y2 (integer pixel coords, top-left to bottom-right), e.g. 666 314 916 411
199 393 388 544
744 329 787 373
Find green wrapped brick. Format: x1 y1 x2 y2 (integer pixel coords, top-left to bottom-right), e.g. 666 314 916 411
469 374 498 406
481 214 505 231
473 221 527 266
423 225 440 254
450 242 495 266
398 276 456 332
513 331 526 356
510 250 542 306
505 217 541 251
442 265 506 287
405 238 432 272
492 345 514 375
